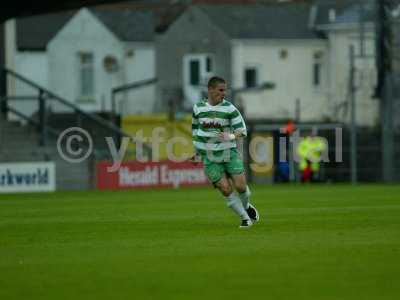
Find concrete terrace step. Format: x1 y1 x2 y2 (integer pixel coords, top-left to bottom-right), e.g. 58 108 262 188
0 124 94 191
0 113 120 190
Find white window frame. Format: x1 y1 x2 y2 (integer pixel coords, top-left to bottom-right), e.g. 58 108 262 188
183 53 214 87
77 51 95 103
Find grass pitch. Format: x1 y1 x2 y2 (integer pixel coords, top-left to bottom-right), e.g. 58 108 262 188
0 184 399 300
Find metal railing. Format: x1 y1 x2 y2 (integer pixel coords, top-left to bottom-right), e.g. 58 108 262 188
0 67 152 157
111 78 157 115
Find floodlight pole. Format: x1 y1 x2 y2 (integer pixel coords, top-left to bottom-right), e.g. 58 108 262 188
377 0 395 182
349 45 358 184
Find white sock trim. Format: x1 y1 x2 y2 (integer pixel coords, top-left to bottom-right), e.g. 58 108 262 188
238 186 251 209
225 192 249 220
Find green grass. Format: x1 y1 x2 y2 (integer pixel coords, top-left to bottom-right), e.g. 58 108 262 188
0 185 399 300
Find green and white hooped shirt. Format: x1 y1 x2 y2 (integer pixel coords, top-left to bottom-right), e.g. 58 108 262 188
191 99 247 157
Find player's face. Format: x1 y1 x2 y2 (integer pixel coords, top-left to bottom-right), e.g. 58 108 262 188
209 83 226 103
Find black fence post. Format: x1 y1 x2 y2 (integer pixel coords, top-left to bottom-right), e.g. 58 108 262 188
76 110 82 128
0 68 7 116
246 124 253 184
38 90 46 146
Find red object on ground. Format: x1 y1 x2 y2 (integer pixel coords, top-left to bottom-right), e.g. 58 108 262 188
301 166 313 182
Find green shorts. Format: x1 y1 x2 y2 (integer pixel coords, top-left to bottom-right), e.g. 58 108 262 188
202 148 245 184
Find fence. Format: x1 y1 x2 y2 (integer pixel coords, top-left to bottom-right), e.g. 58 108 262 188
244 122 400 184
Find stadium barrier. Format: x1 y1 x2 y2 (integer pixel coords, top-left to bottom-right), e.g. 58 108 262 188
121 114 194 161
96 160 208 190
0 162 56 193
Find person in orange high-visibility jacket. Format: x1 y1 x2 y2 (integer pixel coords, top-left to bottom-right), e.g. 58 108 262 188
297 133 327 182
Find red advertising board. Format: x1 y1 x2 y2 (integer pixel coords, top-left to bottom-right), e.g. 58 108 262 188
96 161 208 190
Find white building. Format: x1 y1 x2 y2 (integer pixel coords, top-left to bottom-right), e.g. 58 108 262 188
156 2 380 127
4 2 382 127
231 38 329 122
5 7 156 120
313 2 379 127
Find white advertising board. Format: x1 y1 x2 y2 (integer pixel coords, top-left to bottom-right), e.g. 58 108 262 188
0 162 56 193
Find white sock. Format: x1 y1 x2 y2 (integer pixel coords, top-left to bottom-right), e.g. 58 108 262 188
238 186 251 209
225 192 250 220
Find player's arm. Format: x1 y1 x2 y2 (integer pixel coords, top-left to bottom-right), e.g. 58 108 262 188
192 109 199 138
233 131 246 139
219 107 247 141
190 106 202 163
231 107 247 137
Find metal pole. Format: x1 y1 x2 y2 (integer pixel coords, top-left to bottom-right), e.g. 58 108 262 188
295 98 300 122
76 110 82 128
382 73 394 182
0 25 6 116
0 69 7 116
246 124 253 184
111 90 116 115
359 1 365 58
288 139 295 182
376 0 394 182
38 90 46 146
349 45 358 184
292 99 300 183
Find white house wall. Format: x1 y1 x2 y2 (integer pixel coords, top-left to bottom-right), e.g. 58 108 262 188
326 27 379 127
10 52 49 121
118 43 156 115
232 39 329 122
47 8 125 113
4 17 49 121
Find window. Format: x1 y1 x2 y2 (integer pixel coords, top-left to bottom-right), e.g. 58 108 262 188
183 54 214 106
313 51 323 88
189 59 200 86
78 52 94 100
280 49 288 60
313 63 320 86
206 56 212 72
245 67 258 88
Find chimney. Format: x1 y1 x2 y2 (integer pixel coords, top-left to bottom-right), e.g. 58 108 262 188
329 8 336 22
